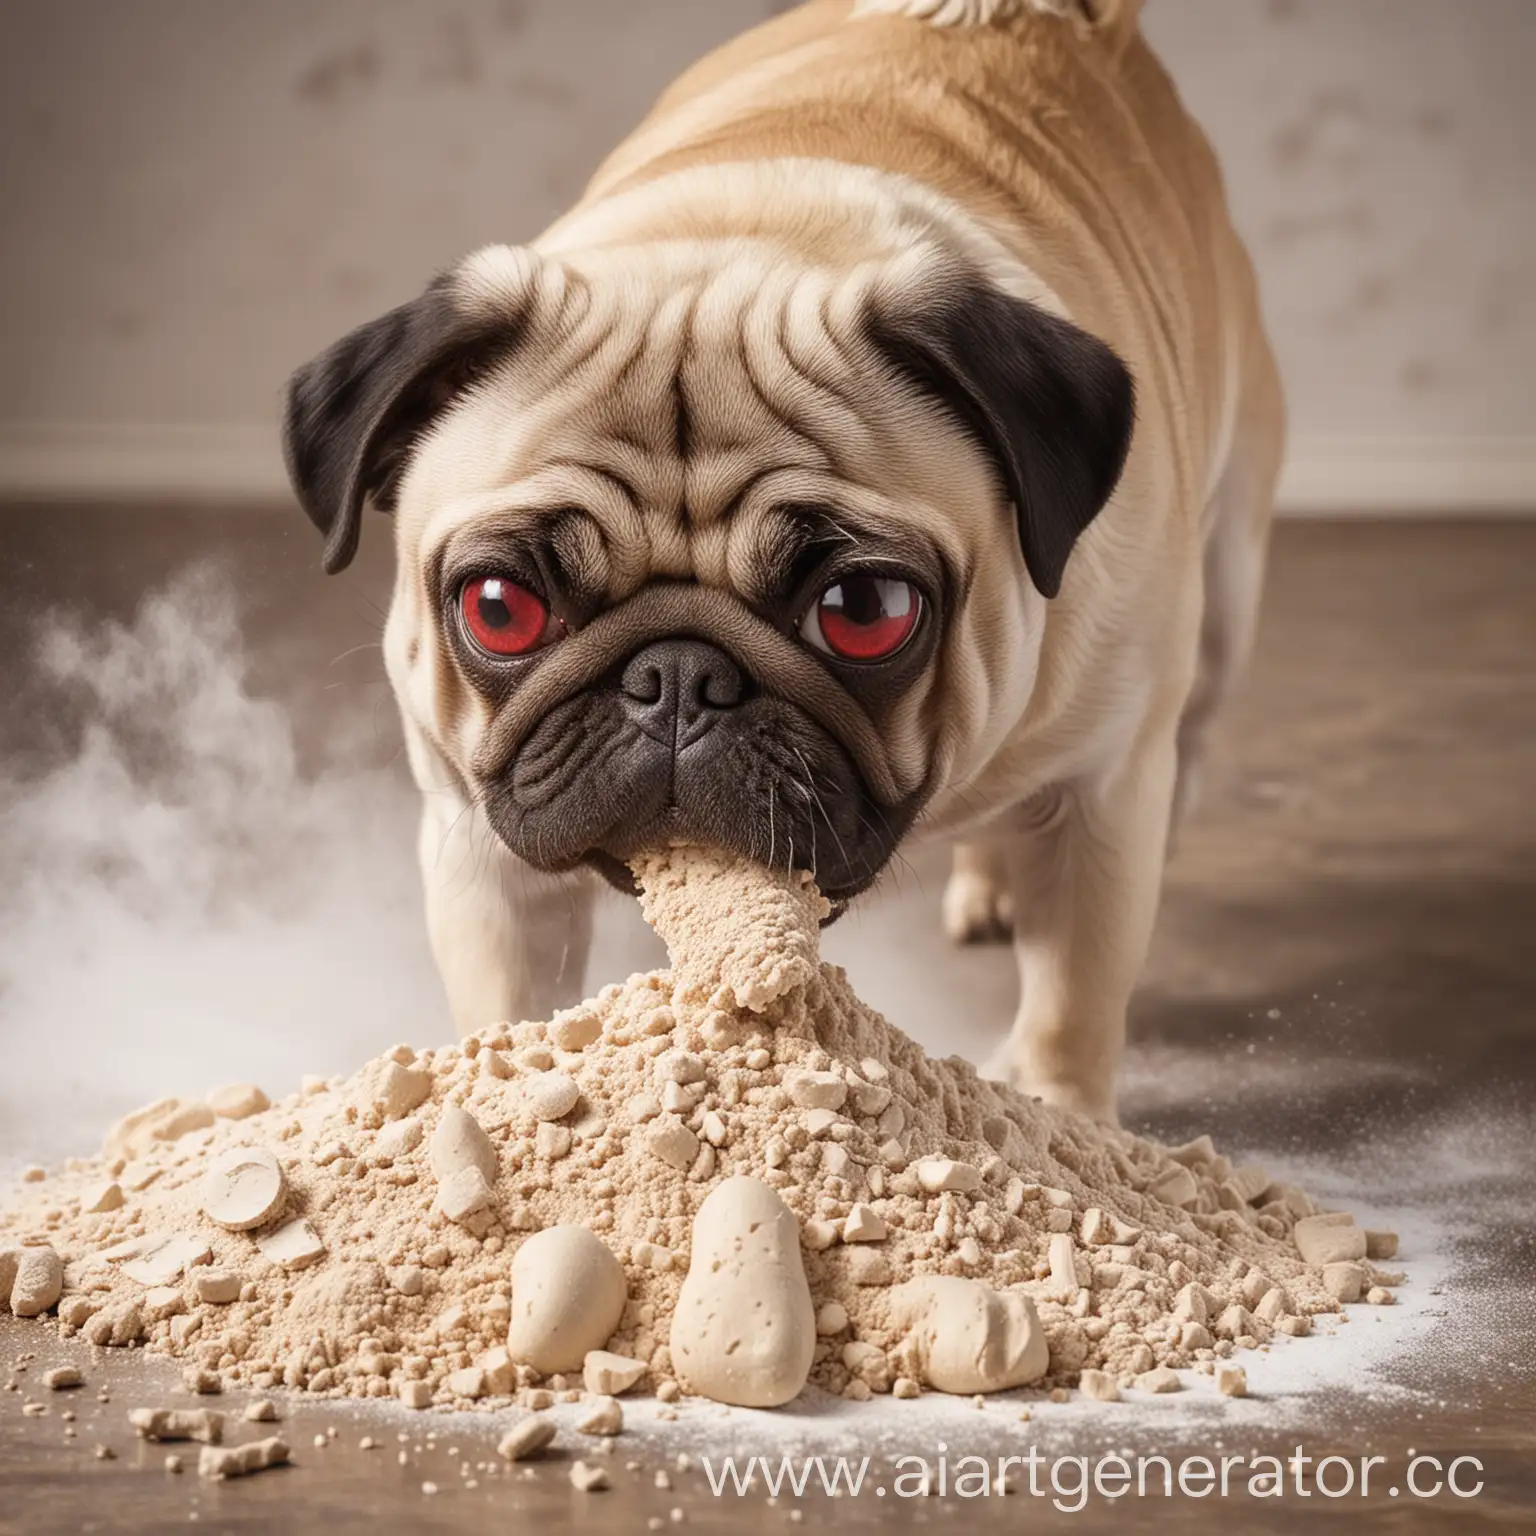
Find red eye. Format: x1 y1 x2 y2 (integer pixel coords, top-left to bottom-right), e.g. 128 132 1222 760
800 575 921 662
459 577 562 656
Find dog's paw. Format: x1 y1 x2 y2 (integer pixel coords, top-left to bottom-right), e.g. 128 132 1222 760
941 869 1015 945
978 1040 1118 1124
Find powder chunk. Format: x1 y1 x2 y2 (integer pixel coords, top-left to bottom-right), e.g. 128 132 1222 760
1322 1261 1366 1303
915 1159 982 1194
498 1415 556 1461
104 1099 215 1160
9 1247 63 1316
671 1177 815 1408
193 1269 243 1305
551 1009 603 1052
199 1438 288 1479
576 1396 623 1435
360 1061 432 1121
430 1106 498 1185
646 1118 700 1171
1078 1369 1119 1402
843 1205 887 1243
1216 1365 1248 1398
583 1351 647 1397
207 1084 270 1121
256 1219 324 1270
81 1181 124 1214
815 1302 849 1336
525 1073 580 1122
374 1117 423 1159
657 1051 706 1086
201 1146 287 1231
1135 1367 1182 1395
1294 1215 1367 1266
436 1166 494 1228
507 1226 628 1374
888 1275 1048 1394
785 1071 847 1111
568 1459 610 1493
1150 1166 1198 1207
129 1408 224 1444
122 1235 211 1288
1048 1234 1080 1296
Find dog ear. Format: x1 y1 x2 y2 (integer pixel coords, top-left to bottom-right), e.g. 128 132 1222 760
866 269 1135 599
282 270 527 574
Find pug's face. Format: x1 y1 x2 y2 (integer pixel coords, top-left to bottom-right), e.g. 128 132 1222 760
284 242 1132 908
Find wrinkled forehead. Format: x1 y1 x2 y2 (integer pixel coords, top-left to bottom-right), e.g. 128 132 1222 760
399 245 985 601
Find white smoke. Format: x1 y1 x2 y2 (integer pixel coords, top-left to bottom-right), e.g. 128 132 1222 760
0 564 441 1175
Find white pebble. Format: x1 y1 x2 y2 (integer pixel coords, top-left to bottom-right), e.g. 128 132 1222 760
888 1275 1048 1393
506 1226 628 1373
671 1177 815 1408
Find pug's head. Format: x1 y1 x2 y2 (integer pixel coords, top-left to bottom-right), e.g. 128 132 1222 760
283 241 1132 909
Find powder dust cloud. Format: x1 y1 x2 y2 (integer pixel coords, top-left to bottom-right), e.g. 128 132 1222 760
0 564 442 1177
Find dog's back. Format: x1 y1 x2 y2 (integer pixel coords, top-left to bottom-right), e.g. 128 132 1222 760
563 0 1273 564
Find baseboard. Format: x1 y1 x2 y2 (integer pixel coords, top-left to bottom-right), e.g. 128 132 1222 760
1 423 1533 514
0 423 285 501
1277 435 1536 515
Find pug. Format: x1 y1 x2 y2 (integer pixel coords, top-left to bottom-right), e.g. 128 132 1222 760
282 0 1283 1121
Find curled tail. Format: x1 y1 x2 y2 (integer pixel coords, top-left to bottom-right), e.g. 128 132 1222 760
853 0 1144 55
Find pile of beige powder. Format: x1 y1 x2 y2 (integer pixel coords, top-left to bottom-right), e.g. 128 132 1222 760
1 848 1401 1414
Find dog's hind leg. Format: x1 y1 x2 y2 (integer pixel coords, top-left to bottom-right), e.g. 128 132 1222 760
943 836 1015 944
980 731 1179 1122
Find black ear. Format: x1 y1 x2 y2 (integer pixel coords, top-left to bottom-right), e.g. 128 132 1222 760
282 272 526 573
866 269 1135 598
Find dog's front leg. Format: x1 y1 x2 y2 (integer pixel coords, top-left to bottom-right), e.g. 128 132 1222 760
415 786 596 1038
982 731 1178 1122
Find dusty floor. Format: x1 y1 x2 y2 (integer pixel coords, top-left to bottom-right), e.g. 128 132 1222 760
1 509 1533 1531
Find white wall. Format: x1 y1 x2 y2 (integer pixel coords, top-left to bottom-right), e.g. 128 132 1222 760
1 0 1531 510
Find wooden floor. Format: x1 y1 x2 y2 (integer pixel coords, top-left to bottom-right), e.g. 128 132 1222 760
1 511 1532 1532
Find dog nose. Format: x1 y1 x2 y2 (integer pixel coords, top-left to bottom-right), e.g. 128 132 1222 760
620 639 745 743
